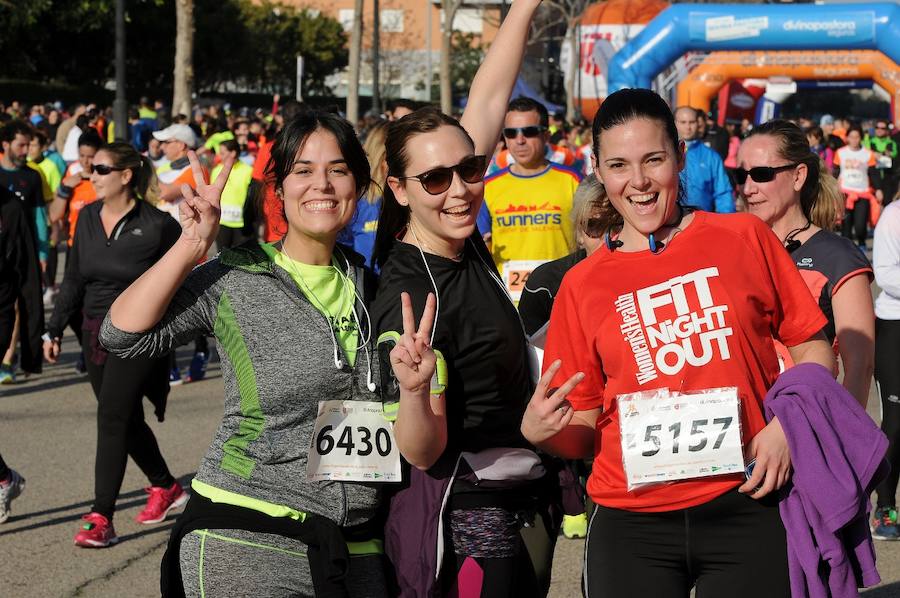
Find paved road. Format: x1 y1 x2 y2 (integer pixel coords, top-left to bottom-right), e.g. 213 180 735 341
2 338 899 597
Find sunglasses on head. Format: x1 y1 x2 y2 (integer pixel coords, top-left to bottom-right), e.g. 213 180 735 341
398 155 487 195
502 126 545 139
733 163 799 185
91 164 125 175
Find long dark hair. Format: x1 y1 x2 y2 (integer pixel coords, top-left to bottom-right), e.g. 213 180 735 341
747 119 838 229
372 107 476 270
590 88 682 234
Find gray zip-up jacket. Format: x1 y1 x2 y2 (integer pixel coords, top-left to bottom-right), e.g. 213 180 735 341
100 243 382 527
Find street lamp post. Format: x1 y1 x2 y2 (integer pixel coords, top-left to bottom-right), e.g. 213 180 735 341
113 0 127 141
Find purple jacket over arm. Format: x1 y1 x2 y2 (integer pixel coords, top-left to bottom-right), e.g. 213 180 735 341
766 363 889 598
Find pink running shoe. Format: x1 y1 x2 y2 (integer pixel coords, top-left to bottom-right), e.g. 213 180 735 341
74 512 119 548
135 482 188 524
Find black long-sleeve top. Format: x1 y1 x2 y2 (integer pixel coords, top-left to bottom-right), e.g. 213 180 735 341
48 199 181 339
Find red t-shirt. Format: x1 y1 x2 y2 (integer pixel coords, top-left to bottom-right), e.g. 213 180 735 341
544 212 826 512
252 139 287 242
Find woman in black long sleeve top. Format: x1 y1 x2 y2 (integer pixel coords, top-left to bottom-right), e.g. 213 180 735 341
45 142 184 548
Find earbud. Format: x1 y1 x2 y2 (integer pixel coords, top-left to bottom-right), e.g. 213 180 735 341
605 232 624 251
648 233 664 253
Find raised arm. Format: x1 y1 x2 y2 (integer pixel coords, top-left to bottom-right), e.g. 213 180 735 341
108 151 233 333
459 0 542 156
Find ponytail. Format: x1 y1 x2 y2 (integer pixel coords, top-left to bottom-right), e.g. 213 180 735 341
809 157 840 230
135 155 160 205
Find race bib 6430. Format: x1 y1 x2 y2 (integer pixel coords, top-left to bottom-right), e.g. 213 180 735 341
307 400 401 483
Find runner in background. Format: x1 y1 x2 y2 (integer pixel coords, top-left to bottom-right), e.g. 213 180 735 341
152 123 211 384
523 88 834 598
0 185 42 522
872 191 900 540
0 121 46 383
211 139 256 251
738 119 874 407
339 120 386 268
865 119 898 206
477 97 582 301
674 106 735 213
835 125 879 251
44 143 185 548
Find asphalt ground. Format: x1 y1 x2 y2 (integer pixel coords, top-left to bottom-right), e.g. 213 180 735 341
2 259 899 597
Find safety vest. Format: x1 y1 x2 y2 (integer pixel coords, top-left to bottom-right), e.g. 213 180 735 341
212 160 253 228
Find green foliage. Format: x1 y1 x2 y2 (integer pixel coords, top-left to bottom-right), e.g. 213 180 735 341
422 31 485 103
1 0 347 100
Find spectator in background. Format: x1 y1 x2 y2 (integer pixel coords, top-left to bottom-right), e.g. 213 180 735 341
339 120 387 268
820 114 845 152
865 119 898 205
700 110 730 161
212 139 257 251
674 106 735 213
62 114 89 163
807 125 835 172
386 98 417 121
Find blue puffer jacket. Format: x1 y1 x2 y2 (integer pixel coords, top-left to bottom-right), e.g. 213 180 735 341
680 139 735 213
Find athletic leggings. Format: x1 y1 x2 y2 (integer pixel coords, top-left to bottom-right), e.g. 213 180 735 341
442 502 560 598
179 528 388 598
876 318 900 509
842 198 871 246
583 489 789 598
83 326 175 519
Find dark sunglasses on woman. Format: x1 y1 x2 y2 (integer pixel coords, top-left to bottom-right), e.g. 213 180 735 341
733 163 798 185
398 154 487 195
91 164 126 175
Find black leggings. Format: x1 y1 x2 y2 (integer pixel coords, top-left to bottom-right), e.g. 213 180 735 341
0 452 9 481
876 318 900 509
83 337 175 519
584 489 789 598
842 198 870 246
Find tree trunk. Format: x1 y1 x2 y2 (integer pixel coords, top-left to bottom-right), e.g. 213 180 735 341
565 19 578 122
439 0 459 115
173 0 195 118
372 0 381 114
346 0 364 126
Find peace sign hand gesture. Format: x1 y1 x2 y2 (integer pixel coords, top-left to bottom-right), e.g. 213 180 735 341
177 150 234 252
521 360 585 445
390 292 438 395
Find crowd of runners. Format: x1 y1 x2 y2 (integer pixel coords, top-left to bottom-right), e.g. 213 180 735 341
2 3 900 596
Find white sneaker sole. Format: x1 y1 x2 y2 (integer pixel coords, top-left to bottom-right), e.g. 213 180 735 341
75 535 120 548
137 491 189 525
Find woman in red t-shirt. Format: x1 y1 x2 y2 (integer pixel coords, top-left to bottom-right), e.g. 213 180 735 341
738 119 874 407
521 89 834 598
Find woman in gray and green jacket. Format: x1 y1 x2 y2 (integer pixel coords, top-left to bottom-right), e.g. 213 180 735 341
100 112 389 597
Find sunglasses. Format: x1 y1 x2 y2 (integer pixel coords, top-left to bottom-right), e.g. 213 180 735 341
583 217 604 239
502 126 545 139
733 163 798 185
91 164 126 175
397 155 487 195
876 125 888 130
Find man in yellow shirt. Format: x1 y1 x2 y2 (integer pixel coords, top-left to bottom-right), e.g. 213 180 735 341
477 97 582 300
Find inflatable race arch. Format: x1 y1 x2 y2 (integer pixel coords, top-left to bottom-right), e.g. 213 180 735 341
608 3 899 91
675 50 900 123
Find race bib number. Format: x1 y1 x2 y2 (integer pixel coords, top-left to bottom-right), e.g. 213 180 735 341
307 400 401 483
842 169 867 190
877 155 892 170
502 260 545 302
220 204 243 225
618 387 743 489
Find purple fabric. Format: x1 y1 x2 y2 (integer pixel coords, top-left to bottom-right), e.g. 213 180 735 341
384 455 457 598
765 363 889 598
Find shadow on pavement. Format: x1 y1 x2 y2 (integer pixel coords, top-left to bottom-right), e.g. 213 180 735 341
865 582 900 597
0 473 194 536
117 521 175 544
0 375 89 398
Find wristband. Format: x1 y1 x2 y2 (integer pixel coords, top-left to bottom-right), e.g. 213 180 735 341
57 184 74 199
42 332 60 343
